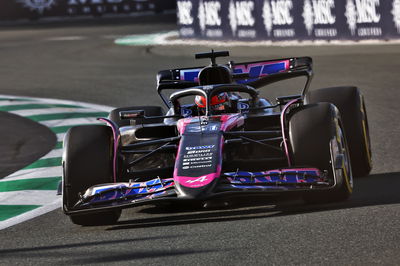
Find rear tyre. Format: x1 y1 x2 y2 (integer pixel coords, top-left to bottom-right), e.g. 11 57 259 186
63 125 121 226
108 106 164 127
289 103 353 203
305 86 372 177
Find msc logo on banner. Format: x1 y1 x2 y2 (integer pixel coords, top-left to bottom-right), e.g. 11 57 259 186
229 0 256 38
302 0 337 37
66 0 153 16
345 0 382 37
263 0 295 38
198 0 223 38
177 1 194 25
177 0 195 37
393 0 400 33
17 0 56 13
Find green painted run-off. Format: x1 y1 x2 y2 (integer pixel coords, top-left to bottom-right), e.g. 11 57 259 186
0 205 41 221
0 177 61 192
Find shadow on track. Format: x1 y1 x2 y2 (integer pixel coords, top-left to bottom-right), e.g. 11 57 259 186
0 235 223 263
71 249 219 264
0 236 176 255
107 172 400 231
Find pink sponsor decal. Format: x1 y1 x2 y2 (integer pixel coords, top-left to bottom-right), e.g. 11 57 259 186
174 164 222 188
175 173 217 188
220 114 244 131
177 117 193 134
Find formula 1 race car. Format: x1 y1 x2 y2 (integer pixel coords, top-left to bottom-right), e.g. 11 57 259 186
62 50 372 225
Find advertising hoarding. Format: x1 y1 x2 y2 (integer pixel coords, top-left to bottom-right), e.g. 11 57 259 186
177 0 400 41
0 0 176 21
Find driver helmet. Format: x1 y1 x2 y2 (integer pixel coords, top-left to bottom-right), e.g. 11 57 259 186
195 93 229 111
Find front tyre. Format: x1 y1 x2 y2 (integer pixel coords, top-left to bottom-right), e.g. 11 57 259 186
62 125 121 225
305 86 372 177
289 103 353 203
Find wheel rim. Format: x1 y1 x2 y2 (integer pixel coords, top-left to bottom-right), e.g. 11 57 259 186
331 120 353 192
361 96 372 168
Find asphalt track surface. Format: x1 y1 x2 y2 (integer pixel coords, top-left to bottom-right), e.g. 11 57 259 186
0 112 56 178
1 15 400 265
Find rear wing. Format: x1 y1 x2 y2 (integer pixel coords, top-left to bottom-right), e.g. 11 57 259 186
157 57 313 107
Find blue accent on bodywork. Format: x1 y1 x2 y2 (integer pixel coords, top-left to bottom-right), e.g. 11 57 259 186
234 62 287 83
262 62 287 75
178 62 287 83
223 169 325 189
86 178 175 205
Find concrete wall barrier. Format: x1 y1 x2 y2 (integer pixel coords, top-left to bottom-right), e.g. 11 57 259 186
177 0 400 41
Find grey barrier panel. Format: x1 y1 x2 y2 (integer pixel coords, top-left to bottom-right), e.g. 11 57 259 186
0 0 176 21
177 0 400 41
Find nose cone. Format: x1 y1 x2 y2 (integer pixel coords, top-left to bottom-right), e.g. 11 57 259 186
173 120 223 199
175 173 220 199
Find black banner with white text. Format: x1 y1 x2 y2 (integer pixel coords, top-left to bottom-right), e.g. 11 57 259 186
177 0 400 41
0 0 176 21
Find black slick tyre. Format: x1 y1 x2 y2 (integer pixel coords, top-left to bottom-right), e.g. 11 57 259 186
289 103 353 203
305 86 372 177
62 125 121 226
108 106 164 127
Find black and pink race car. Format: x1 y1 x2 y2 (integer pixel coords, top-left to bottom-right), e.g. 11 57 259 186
62 51 372 225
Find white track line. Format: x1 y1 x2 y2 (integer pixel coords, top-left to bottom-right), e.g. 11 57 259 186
46 36 86 41
117 31 400 47
41 149 63 160
3 167 62 182
0 101 40 106
0 191 60 205
56 133 67 142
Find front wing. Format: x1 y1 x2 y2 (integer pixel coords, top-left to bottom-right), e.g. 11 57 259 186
64 167 333 215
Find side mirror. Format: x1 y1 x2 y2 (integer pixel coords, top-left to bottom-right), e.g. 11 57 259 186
119 110 145 120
